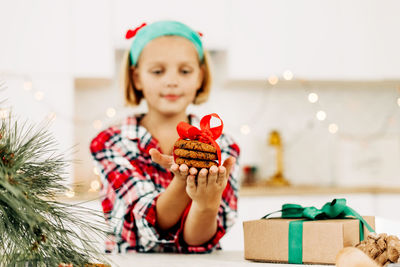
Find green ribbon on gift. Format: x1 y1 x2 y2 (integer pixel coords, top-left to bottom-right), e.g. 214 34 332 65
261 198 375 264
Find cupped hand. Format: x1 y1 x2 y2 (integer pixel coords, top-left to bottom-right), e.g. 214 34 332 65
186 156 236 210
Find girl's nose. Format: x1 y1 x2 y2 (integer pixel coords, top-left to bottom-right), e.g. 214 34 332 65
165 71 179 87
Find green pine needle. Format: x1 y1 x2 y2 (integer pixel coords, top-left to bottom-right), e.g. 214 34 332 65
0 113 109 266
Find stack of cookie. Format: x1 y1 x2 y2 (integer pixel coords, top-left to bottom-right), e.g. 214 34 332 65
174 140 218 169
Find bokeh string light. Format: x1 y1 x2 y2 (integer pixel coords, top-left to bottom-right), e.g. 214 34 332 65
283 70 293 81
308 93 319 103
299 80 400 142
1 74 126 131
328 123 339 134
220 70 294 135
316 110 327 121
215 70 400 140
3 73 400 195
268 75 279 85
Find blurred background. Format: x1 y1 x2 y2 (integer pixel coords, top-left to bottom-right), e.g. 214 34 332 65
1 0 400 251
2 0 400 192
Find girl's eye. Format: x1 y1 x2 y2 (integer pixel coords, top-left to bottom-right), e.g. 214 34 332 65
181 69 192 74
151 69 163 75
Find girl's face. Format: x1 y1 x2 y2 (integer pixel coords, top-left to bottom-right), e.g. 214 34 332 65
132 36 204 116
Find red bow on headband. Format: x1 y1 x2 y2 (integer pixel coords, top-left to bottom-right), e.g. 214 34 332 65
175 113 223 166
125 23 204 40
125 23 147 39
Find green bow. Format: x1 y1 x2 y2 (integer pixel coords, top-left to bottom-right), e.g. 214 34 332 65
262 198 375 264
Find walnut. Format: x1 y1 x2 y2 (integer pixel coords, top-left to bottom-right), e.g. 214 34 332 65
355 233 400 266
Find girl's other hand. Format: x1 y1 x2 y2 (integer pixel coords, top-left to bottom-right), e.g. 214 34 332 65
186 156 236 210
149 148 174 169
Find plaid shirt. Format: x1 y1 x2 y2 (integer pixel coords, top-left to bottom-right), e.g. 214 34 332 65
90 114 240 253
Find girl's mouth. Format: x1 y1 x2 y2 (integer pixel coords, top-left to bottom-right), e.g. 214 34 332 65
162 94 182 101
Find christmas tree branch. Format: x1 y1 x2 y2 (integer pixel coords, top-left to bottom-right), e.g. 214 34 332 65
0 110 110 266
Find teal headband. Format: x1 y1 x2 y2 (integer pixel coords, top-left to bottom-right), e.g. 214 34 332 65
128 21 204 66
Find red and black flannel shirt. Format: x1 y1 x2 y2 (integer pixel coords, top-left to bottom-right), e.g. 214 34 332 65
90 114 240 253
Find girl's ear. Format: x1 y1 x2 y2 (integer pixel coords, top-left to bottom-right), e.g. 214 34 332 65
131 66 142 91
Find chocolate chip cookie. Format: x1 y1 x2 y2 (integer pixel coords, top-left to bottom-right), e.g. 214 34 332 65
174 139 218 169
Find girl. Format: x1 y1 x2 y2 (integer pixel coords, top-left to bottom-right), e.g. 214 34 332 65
90 20 240 253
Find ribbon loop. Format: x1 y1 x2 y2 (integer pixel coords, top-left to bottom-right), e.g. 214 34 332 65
199 113 223 140
281 204 304 218
321 198 347 218
303 206 325 220
176 113 223 166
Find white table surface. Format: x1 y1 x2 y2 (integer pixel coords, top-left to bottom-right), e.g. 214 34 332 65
104 250 327 267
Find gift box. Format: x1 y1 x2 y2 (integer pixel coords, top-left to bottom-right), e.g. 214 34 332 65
243 199 375 264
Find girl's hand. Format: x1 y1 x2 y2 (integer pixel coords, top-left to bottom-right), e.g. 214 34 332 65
149 148 197 183
186 157 236 210
149 148 174 169
170 163 198 183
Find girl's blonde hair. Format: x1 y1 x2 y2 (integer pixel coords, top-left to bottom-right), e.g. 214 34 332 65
121 49 212 106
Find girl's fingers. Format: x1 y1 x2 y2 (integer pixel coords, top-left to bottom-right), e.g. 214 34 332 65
170 163 183 180
186 175 196 194
171 164 190 182
208 166 218 185
179 164 189 176
189 167 198 176
197 168 208 191
170 163 179 173
222 156 236 177
216 166 227 186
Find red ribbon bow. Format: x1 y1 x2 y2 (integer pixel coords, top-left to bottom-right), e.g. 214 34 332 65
125 23 147 39
176 113 223 166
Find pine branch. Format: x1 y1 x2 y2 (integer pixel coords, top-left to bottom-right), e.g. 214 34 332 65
0 114 109 266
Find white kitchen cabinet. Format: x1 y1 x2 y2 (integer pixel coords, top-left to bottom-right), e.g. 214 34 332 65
227 0 400 81
0 1 71 74
0 1 114 78
71 0 114 78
